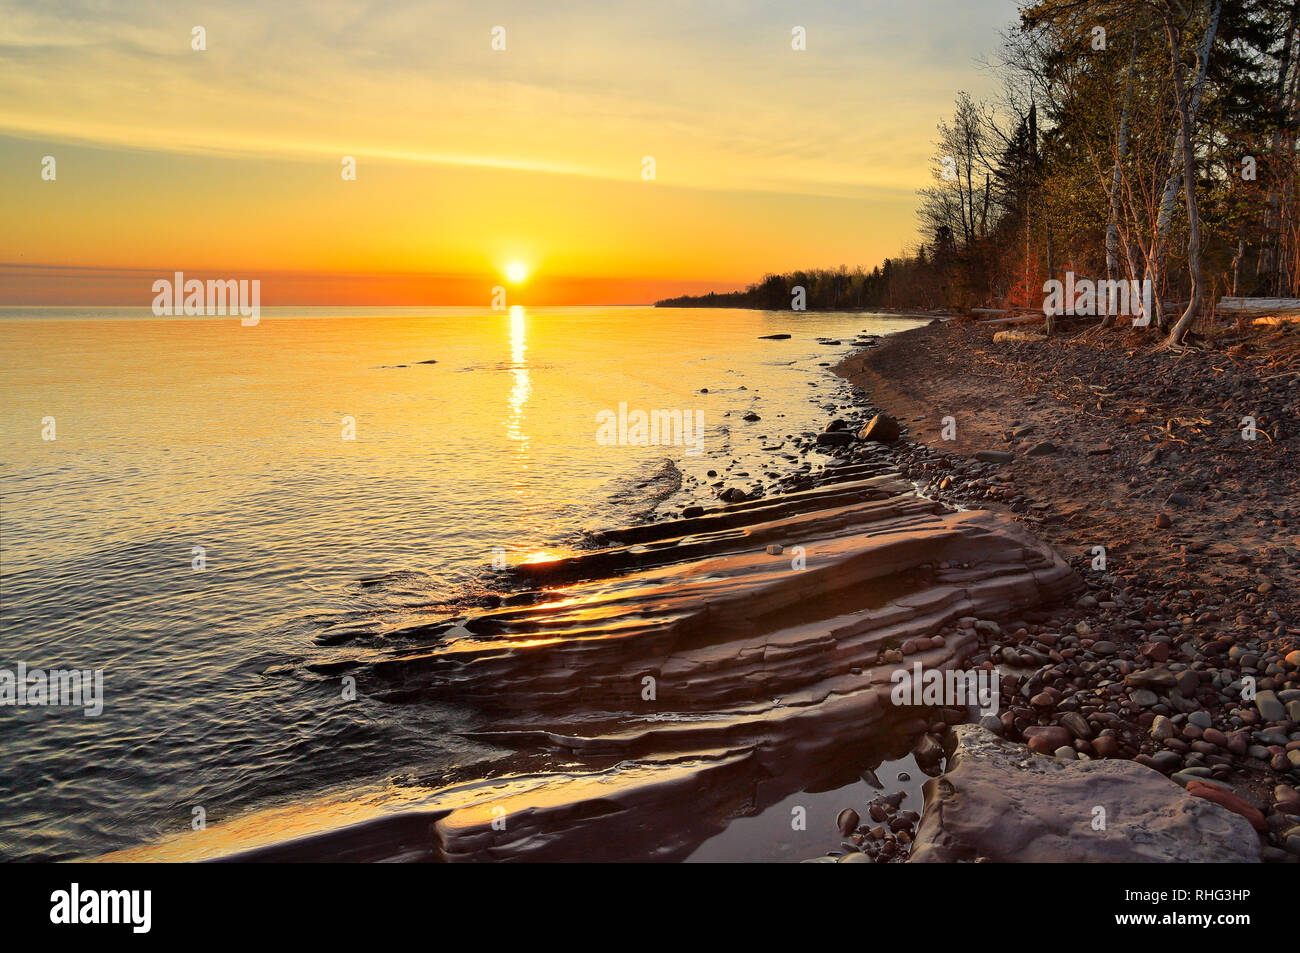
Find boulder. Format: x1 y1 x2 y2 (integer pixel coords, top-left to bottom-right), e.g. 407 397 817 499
859 413 900 443
816 431 853 447
909 725 1261 862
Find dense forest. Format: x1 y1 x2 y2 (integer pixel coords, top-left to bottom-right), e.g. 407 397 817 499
657 0 1300 345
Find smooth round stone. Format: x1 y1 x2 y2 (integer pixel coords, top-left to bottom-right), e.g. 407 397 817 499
839 851 873 863
1149 751 1182 773
1189 710 1213 729
1092 735 1119 758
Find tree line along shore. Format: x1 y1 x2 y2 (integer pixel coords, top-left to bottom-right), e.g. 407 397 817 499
658 1 1300 347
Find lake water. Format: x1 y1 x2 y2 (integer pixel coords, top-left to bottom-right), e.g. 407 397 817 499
0 305 926 860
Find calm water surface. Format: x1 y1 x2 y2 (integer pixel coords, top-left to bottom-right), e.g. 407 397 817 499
0 305 925 860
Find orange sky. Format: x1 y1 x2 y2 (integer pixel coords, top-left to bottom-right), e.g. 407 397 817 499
0 0 1013 305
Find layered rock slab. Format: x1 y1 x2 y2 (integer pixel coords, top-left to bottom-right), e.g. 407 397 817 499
909 725 1261 863
122 475 1084 861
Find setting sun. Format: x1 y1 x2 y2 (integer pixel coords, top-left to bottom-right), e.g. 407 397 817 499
505 261 529 284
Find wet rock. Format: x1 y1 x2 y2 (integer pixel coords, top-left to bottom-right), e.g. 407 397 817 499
913 734 944 767
816 431 853 446
837 808 860 836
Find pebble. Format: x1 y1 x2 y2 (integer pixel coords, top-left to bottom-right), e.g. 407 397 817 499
1148 751 1182 773
1130 688 1159 707
1092 735 1119 758
1059 711 1094 740
837 808 860 836
1255 691 1286 722
979 713 1003 735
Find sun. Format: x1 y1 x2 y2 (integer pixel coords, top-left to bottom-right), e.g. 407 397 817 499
505 261 529 284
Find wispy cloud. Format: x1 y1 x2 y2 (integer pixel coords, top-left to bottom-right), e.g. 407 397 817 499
0 0 1013 194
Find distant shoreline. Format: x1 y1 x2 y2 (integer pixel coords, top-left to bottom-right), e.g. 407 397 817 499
653 299 952 323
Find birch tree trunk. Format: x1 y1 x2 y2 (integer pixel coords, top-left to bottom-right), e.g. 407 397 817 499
1148 0 1220 331
1166 9 1212 346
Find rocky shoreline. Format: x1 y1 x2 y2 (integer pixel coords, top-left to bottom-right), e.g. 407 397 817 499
104 317 1300 863
826 318 1300 863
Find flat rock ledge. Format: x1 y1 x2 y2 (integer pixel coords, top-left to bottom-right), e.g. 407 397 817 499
112 474 1084 862
910 724 1261 863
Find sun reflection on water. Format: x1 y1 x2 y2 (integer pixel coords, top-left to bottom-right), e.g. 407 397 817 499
506 306 530 465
